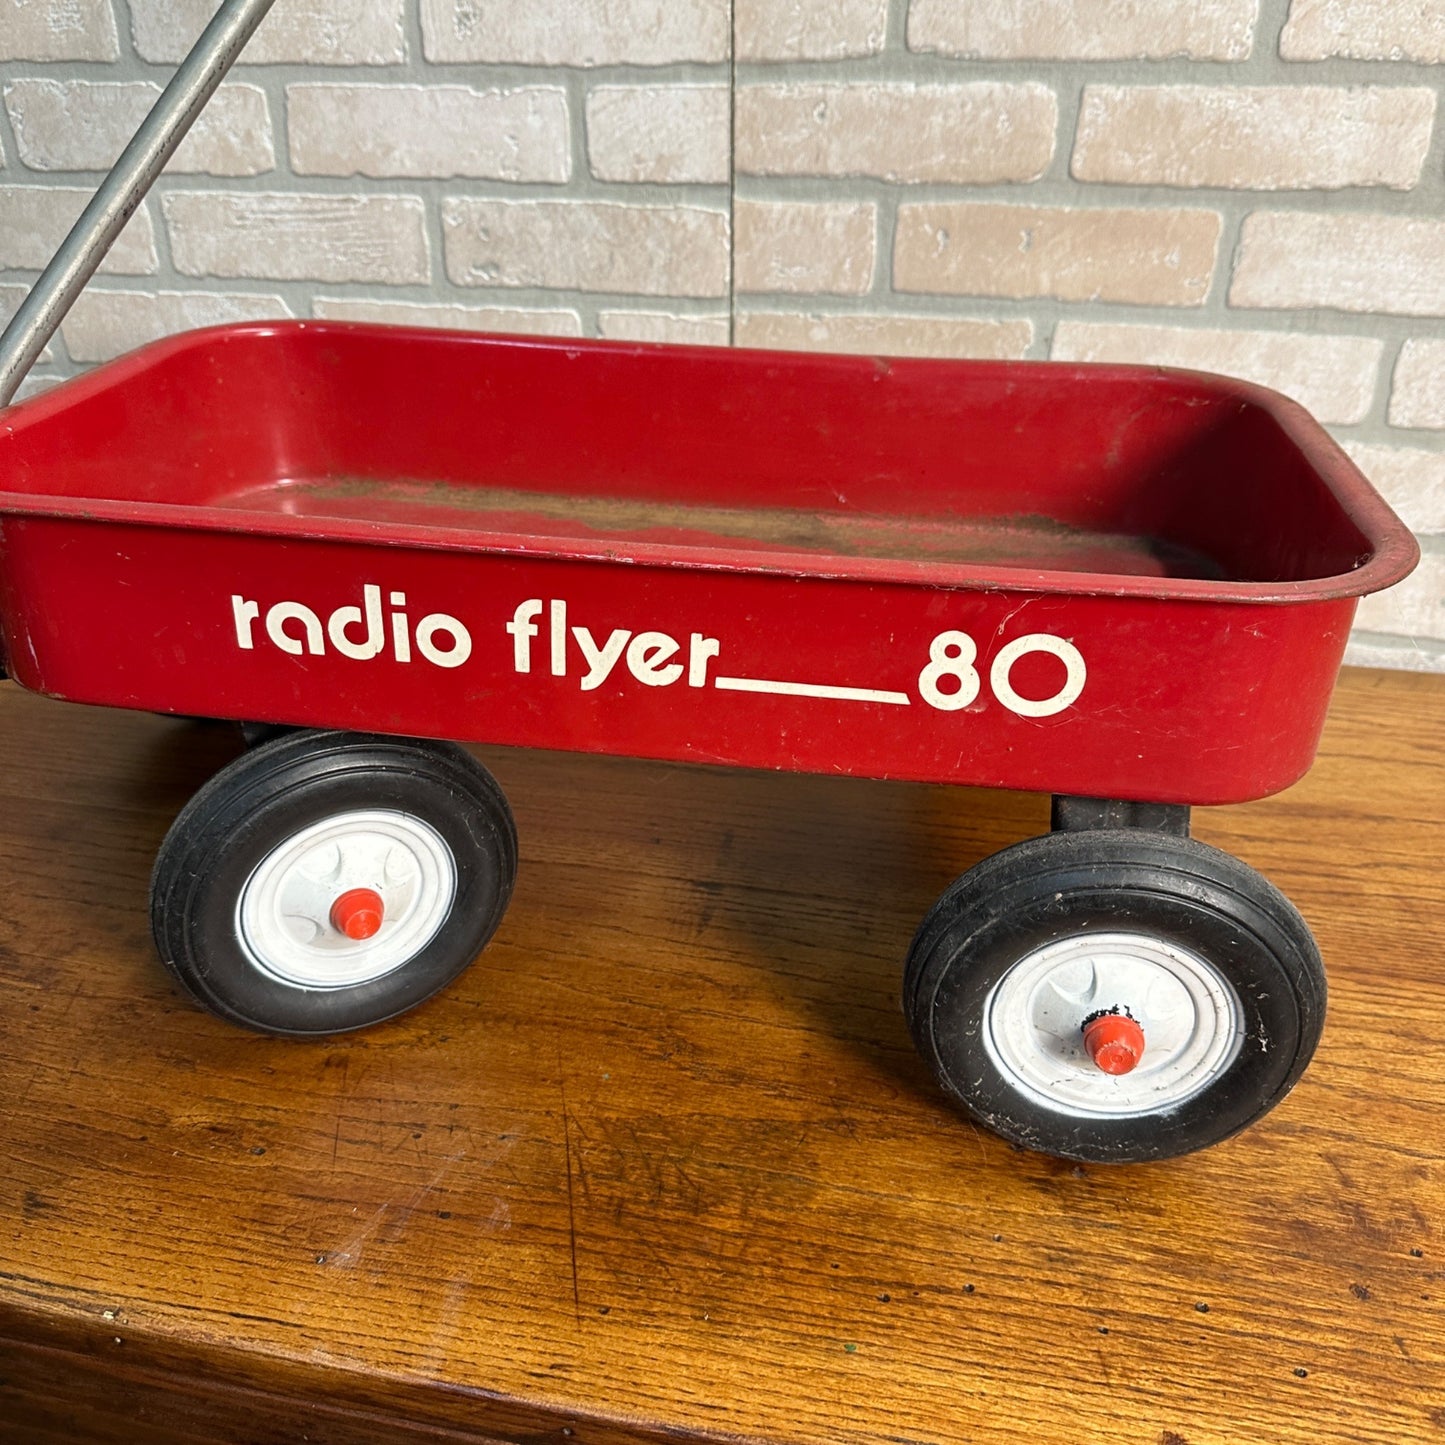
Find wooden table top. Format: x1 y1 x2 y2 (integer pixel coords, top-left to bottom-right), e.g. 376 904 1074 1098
0 667 1441 1445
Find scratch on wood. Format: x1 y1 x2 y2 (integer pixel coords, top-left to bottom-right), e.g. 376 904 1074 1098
560 1063 582 1327
1093 1341 1113 1388
323 1158 462 1269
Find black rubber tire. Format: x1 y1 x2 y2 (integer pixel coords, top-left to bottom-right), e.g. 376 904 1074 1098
150 730 517 1036
902 830 1326 1164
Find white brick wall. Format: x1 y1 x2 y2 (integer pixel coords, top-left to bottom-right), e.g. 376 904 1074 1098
5 80 274 176
894 204 1221 306
164 192 430 284
1390 342 1445 430
418 0 728 66
1356 553 1445 640
1279 0 1445 63
0 0 1440 672
586 86 729 185
907 0 1259 61
129 0 407 66
597 310 731 344
61 288 293 362
734 311 1033 359
287 84 570 182
736 0 887 60
441 199 728 297
1071 86 1435 191
1051 323 1382 425
1344 445 1445 536
736 83 1057 184
313 296 582 338
734 200 876 295
0 0 119 63
0 186 157 273
1231 214 1445 317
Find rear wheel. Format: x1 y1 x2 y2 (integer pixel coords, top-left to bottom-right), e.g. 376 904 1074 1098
903 829 1325 1163
150 731 517 1036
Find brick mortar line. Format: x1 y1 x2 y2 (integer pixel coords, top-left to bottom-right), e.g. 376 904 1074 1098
1375 420 1445 448
0 66 736 94
1214 208 1250 317
734 293 1046 350
727 172 1445 212
564 68 590 195
144 188 177 291
866 200 889 306
0 265 733 325
78 56 1443 86
111 0 136 65
1367 338 1404 434
416 189 445 300
1418 73 1445 190
725 289 1445 332
260 70 289 183
113 62 737 83
400 0 427 72
12 171 1435 216
4 173 733 208
1256 0 1291 59
1373 333 1445 433
1046 76 1083 188
1354 628 1445 645
1346 634 1445 669
732 54 1445 84
0 81 21 173
0 65 737 100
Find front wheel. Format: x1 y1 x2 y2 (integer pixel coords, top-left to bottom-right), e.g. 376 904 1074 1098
150 731 517 1036
903 830 1326 1163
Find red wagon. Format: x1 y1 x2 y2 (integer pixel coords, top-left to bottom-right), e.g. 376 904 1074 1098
0 0 1421 1163
0 319 1418 1162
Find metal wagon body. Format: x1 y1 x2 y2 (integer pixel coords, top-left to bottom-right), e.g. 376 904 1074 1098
0 320 1411 805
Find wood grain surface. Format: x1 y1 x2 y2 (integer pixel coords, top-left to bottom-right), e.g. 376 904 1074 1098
0 667 1440 1445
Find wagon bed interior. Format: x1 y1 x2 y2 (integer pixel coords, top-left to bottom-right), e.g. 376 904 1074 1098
0 322 1381 591
217 476 1227 581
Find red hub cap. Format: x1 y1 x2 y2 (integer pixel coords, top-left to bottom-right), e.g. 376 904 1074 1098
1083 1013 1146 1075
330 887 385 941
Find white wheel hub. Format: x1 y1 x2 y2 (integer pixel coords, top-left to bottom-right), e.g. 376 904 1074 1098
237 809 456 989
982 931 1243 1118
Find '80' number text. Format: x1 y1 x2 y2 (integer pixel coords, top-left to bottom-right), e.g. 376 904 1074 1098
920 631 1086 718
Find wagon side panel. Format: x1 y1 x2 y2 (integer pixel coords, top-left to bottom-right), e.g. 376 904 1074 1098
0 518 1356 806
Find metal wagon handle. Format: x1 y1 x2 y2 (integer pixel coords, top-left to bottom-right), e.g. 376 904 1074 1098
0 0 277 409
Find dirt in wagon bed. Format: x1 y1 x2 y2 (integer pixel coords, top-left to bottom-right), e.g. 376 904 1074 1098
218 475 1226 580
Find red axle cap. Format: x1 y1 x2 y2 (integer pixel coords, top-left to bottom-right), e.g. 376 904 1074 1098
1083 1013 1145 1076
331 887 384 941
